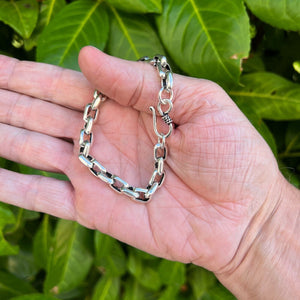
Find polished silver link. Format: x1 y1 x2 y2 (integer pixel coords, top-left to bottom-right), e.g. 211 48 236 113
89 159 106 178
157 97 173 116
79 129 93 146
80 141 91 157
121 187 140 199
154 142 167 160
110 176 130 193
79 154 94 168
78 56 174 203
84 116 94 134
83 104 98 123
98 172 114 185
157 157 164 175
145 182 159 198
149 170 165 186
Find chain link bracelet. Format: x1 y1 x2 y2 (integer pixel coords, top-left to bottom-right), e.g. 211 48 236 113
78 55 174 203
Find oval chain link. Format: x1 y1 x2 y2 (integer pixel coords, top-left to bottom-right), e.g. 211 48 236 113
78 55 173 203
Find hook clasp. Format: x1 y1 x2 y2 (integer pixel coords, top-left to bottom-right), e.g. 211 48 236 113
150 106 173 139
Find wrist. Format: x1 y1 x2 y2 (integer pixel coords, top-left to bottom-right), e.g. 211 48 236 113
216 173 300 299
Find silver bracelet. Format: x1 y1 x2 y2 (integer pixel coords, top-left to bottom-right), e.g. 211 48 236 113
78 55 174 203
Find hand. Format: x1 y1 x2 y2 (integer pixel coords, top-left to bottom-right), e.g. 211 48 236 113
0 47 283 274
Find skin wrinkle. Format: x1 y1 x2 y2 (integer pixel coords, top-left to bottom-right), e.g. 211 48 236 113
217 174 282 276
5 91 20 126
1 89 82 140
127 62 150 109
4 56 17 91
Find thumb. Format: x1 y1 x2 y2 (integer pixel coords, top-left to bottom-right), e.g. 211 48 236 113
78 46 161 113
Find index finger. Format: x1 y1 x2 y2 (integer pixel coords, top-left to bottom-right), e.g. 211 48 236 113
0 54 93 110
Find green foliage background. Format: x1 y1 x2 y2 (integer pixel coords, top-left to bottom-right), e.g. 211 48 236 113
0 0 300 299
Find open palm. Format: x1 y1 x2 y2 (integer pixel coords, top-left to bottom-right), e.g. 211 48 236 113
0 47 280 273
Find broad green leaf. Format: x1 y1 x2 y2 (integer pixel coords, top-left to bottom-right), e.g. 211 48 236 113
230 72 300 121
106 0 161 13
11 294 59 300
208 284 236 299
123 277 151 300
91 276 120 300
0 270 36 299
23 209 40 221
129 247 159 261
0 203 16 228
41 0 67 27
24 0 66 51
33 214 52 269
128 249 161 291
44 220 93 294
188 265 216 299
156 0 250 89
7 249 38 281
94 231 126 277
285 121 300 152
107 6 165 60
279 161 300 188
245 0 300 31
158 286 179 300
0 0 39 38
36 0 109 70
18 164 68 181
242 54 265 73
0 204 18 256
158 260 185 287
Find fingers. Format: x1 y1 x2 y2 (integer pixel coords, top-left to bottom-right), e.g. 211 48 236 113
0 49 233 127
0 123 73 174
0 55 93 110
0 168 76 220
0 89 81 139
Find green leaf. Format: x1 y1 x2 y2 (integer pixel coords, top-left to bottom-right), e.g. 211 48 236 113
242 54 265 73
156 0 250 89
24 0 66 51
128 249 161 291
36 0 109 70
128 247 159 261
188 265 216 299
230 72 300 121
122 277 150 300
91 276 120 300
158 286 179 300
0 270 36 299
41 0 67 27
208 284 236 299
279 161 300 188
7 249 39 281
158 260 185 287
285 121 300 152
11 294 59 300
18 164 68 181
44 220 93 294
107 7 165 60
0 204 18 256
0 0 39 38
33 214 52 269
94 231 126 277
106 0 162 13
245 0 300 31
